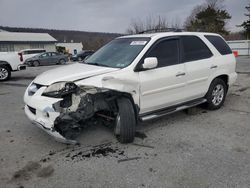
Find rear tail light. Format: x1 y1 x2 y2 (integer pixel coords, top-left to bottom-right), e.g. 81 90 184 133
18 52 23 62
232 50 238 57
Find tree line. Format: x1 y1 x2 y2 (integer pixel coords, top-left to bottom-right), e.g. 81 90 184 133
0 26 121 50
126 0 250 40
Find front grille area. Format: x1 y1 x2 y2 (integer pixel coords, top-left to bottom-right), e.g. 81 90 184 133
28 105 36 115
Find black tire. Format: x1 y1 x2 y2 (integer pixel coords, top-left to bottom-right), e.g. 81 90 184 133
77 57 83 61
0 65 11 81
114 98 136 143
33 61 40 67
205 78 227 110
59 59 66 64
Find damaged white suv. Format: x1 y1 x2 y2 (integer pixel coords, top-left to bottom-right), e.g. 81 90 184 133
24 32 237 144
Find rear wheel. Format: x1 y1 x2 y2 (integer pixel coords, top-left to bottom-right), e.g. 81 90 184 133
0 65 11 81
77 57 82 61
59 59 66 64
114 98 136 143
205 78 227 110
33 61 40 67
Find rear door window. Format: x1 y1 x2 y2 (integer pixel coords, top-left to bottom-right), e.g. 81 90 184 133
181 36 213 62
205 35 232 55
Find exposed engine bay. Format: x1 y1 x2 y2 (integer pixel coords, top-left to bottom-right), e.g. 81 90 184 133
50 85 137 141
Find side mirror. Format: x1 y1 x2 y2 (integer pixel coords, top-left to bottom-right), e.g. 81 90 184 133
142 57 158 69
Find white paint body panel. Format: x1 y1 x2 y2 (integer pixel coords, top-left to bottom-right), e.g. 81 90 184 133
34 63 119 85
139 64 186 113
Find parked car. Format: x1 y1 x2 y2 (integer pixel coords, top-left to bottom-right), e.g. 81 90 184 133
24 32 237 144
71 50 94 61
25 52 68 66
0 49 45 81
18 49 46 62
0 52 26 81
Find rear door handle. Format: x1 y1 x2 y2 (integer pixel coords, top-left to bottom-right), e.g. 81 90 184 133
210 65 218 69
176 72 186 77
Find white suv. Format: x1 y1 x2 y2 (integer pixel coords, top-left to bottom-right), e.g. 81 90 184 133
24 32 237 144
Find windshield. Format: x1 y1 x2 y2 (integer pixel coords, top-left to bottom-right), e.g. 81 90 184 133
85 37 150 68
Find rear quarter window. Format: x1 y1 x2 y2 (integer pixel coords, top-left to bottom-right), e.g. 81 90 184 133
205 35 232 55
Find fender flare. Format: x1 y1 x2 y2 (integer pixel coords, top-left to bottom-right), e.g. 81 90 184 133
111 91 140 124
0 61 12 71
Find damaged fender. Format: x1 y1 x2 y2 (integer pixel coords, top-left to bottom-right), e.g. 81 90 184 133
53 80 139 141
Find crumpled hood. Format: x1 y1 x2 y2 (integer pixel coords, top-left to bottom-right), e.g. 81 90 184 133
33 63 119 85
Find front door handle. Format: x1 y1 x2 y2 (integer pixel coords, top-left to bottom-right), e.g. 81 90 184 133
176 72 186 77
210 65 218 69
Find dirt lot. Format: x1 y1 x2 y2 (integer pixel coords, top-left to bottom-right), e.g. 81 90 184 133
0 58 250 188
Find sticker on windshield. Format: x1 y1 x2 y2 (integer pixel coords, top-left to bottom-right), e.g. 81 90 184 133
116 63 126 67
130 41 147 45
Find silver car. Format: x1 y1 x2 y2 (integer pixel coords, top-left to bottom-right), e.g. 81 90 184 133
25 52 68 66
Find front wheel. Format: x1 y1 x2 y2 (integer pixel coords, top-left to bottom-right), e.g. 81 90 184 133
205 78 227 110
0 65 11 81
114 98 136 143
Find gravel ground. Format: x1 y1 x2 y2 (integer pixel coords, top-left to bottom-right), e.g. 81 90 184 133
0 58 250 188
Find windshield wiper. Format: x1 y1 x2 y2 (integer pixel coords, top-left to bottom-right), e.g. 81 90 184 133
85 62 110 67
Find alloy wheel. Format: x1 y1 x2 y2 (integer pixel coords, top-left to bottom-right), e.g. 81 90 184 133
211 84 224 106
0 67 8 80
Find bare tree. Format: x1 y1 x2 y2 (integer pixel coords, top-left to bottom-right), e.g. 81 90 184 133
126 19 144 34
171 17 182 29
126 15 169 34
206 0 225 9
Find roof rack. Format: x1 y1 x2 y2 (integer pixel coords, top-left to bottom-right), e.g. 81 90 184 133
138 28 184 34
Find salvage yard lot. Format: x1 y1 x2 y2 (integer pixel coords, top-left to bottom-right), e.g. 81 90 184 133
1 58 250 188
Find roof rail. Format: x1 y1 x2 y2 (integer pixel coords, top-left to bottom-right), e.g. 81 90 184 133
138 28 184 34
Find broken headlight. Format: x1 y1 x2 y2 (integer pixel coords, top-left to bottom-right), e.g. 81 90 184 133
28 83 43 96
42 82 78 98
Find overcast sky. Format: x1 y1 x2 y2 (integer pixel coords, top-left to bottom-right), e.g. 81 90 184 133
0 0 249 33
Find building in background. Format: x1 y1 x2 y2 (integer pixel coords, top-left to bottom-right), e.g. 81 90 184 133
227 40 250 56
0 31 57 52
56 42 83 55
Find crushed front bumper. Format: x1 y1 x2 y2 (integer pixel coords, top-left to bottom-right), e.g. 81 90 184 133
24 104 77 144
